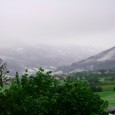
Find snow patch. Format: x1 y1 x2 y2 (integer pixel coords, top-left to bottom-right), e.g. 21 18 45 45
97 50 115 62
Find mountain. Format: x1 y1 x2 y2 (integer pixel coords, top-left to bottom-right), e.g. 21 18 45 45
0 43 99 75
56 46 115 73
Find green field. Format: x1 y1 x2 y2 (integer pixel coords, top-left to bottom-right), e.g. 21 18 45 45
100 84 115 91
102 85 115 91
97 91 115 108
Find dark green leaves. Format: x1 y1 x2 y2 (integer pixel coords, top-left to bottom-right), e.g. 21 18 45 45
0 68 108 115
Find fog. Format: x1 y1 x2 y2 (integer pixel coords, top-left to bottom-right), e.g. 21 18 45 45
0 0 115 49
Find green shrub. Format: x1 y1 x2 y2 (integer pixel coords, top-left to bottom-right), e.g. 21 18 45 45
0 69 108 115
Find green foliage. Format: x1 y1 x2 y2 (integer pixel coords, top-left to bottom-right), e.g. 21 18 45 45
71 70 115 85
0 69 108 115
113 87 115 91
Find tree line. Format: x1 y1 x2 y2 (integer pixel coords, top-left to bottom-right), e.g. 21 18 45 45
0 59 108 115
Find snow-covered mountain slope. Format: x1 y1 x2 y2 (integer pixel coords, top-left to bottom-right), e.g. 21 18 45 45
56 46 115 73
0 43 99 75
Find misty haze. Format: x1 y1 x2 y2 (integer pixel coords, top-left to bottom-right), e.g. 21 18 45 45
0 0 115 114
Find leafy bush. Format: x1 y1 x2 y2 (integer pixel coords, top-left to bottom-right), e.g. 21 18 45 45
113 87 115 91
0 69 108 115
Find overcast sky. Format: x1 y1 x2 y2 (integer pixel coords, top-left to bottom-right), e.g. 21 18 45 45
0 0 115 49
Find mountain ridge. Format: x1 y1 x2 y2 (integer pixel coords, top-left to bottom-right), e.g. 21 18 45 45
56 46 115 73
0 43 99 75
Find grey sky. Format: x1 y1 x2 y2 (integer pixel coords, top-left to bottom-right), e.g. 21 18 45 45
0 0 115 49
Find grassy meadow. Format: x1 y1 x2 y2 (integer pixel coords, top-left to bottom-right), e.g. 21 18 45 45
97 85 115 108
